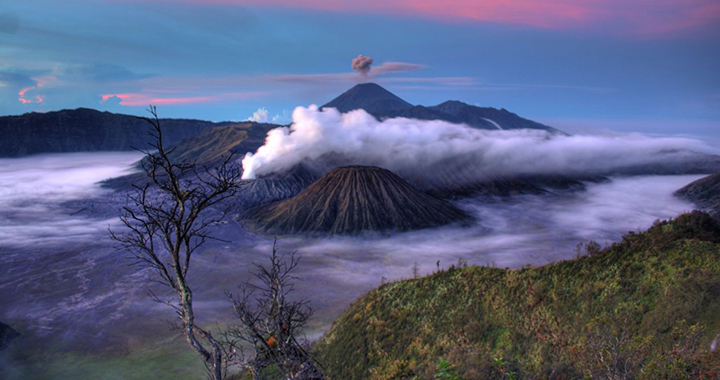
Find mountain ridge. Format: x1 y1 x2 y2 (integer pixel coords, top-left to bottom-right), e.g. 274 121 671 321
677 172 720 219
322 83 561 132
0 108 261 158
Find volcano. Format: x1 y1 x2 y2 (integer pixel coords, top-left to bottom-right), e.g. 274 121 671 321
322 83 413 114
245 166 470 235
321 83 560 132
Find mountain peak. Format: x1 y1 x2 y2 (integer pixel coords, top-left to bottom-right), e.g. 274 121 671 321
321 83 413 114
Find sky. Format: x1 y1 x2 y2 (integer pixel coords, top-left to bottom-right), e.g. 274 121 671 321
0 0 719 137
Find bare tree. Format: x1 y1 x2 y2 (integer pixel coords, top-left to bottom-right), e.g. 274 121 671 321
226 240 323 379
110 106 242 380
584 314 649 380
412 261 420 279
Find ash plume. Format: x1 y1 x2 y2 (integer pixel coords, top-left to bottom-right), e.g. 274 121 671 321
351 54 373 77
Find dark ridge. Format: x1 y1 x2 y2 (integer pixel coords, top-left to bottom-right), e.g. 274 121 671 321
373 105 462 124
245 166 470 236
0 322 19 351
0 108 234 157
428 100 560 132
676 172 720 219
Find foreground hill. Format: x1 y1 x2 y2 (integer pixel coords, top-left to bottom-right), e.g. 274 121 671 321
314 211 720 379
677 173 720 219
245 166 470 235
0 108 275 158
322 83 561 133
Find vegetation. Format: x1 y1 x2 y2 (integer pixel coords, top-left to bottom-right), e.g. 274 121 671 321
226 240 323 379
313 211 720 379
110 107 321 380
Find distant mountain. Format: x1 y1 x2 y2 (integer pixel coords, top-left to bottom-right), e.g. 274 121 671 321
245 166 470 236
0 108 244 157
1 84 554 158
101 122 279 190
676 173 720 219
322 83 561 133
430 100 559 131
165 122 276 164
322 83 413 114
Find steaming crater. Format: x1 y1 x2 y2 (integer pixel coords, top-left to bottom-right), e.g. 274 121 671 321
245 165 470 236
241 106 720 185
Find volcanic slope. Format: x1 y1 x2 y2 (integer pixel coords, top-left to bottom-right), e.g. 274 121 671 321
677 172 720 219
245 166 470 235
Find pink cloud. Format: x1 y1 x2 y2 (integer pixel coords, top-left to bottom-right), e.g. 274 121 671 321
114 0 720 35
371 62 425 75
273 60 426 84
18 75 55 104
100 91 268 106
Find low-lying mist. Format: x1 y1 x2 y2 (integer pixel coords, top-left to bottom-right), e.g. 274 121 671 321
0 151 707 379
241 106 719 180
0 152 144 248
284 175 702 286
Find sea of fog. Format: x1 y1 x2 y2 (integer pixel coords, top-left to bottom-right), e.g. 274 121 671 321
0 152 146 248
0 152 706 379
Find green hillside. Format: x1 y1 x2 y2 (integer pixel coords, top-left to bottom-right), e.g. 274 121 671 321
313 211 720 379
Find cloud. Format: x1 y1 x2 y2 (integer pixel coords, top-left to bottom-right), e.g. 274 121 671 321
100 91 268 106
273 59 431 85
101 93 215 106
370 62 425 76
272 73 355 84
18 75 55 104
247 107 291 124
248 107 269 122
0 152 145 248
241 105 720 181
113 0 720 36
351 55 423 79
379 76 478 86
351 54 373 76
63 63 152 82
100 95 123 107
272 109 291 124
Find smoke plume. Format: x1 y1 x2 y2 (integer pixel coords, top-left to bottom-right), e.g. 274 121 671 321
241 106 719 181
351 54 373 76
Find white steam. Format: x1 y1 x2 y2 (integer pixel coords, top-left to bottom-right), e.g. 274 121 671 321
241 106 719 180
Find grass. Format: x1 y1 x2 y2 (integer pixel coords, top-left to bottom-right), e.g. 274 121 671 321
1 337 206 380
312 211 720 379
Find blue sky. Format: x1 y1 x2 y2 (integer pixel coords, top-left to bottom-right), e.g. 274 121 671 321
1 0 719 136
